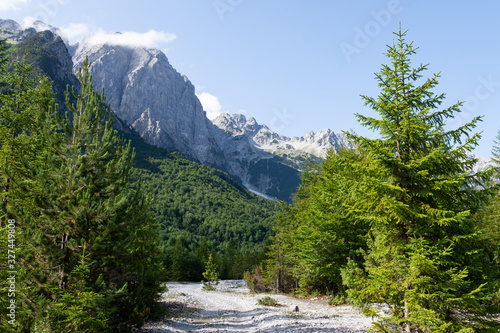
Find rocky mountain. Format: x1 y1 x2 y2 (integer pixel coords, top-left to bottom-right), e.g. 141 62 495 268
1 19 496 200
71 38 229 170
213 112 352 167
69 37 304 200
0 19 348 201
4 29 79 108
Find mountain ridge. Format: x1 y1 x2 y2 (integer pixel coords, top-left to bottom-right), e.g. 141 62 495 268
2 18 492 200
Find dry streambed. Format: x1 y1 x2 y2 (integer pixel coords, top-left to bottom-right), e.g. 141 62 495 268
141 280 373 332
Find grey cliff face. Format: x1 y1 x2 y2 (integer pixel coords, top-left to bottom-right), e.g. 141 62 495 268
70 39 304 199
0 19 351 200
72 40 226 169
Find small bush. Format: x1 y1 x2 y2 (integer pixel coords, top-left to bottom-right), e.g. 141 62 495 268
202 283 217 291
244 266 267 293
258 296 278 306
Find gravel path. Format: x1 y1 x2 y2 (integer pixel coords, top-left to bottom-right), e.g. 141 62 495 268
141 280 373 332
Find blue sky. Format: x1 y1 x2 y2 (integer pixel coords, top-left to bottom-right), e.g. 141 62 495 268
2 0 499 157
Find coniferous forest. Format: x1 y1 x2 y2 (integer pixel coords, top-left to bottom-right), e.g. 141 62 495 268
263 28 500 332
1 25 500 332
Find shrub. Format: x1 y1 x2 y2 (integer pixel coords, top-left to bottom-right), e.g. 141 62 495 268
244 266 267 293
328 293 347 306
257 296 278 306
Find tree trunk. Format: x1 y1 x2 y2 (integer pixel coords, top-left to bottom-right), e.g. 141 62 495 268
404 293 411 332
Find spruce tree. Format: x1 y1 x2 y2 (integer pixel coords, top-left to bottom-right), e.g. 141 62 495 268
202 253 220 291
341 27 500 332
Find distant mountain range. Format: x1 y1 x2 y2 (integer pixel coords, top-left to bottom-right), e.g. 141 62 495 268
0 19 493 200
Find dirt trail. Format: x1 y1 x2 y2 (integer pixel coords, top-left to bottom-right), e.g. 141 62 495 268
141 280 373 332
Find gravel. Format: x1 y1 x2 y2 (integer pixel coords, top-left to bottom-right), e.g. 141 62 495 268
141 280 373 332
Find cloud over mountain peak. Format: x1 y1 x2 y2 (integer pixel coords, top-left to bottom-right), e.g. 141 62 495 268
82 30 176 48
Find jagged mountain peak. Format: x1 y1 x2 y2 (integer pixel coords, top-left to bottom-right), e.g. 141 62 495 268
0 19 21 31
213 113 264 137
0 18 62 43
71 38 229 169
212 112 351 159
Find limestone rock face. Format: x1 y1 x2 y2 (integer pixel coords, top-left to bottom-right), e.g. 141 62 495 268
0 19 354 201
72 40 226 169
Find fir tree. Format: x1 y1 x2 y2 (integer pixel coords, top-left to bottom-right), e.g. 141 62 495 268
341 27 500 332
202 253 220 291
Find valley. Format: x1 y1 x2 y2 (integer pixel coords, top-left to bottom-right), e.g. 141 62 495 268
142 281 373 333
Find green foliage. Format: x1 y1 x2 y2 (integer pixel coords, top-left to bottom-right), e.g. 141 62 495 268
264 148 370 296
202 253 220 291
244 266 267 293
0 225 10 332
477 131 500 305
0 57 58 332
328 293 347 306
49 245 113 333
127 132 279 281
0 57 165 332
340 27 500 332
0 27 8 87
257 296 278 306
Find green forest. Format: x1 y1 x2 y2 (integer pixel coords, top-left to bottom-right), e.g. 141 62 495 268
262 29 500 332
128 132 279 281
1 24 500 333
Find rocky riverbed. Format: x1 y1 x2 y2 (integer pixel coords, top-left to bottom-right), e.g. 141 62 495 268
141 280 373 332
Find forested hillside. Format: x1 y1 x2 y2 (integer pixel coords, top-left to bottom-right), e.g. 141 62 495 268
126 132 279 281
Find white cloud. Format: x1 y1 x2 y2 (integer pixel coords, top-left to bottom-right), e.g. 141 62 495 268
196 92 222 120
13 17 176 48
19 17 90 44
0 0 30 12
84 29 176 48
20 16 49 30
58 23 91 43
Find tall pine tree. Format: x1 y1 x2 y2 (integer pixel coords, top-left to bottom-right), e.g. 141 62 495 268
341 27 500 332
0 55 58 332
1 57 165 332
